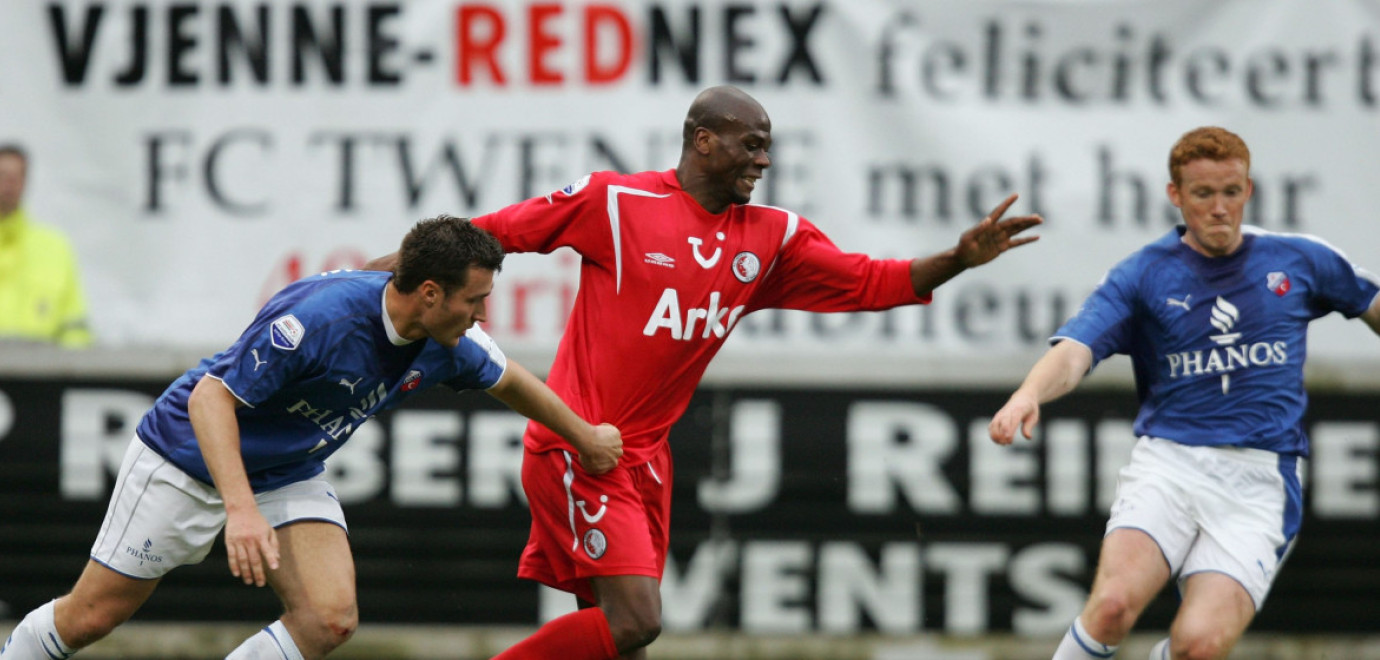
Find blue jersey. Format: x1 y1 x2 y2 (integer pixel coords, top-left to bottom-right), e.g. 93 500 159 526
1056 227 1379 456
136 270 507 491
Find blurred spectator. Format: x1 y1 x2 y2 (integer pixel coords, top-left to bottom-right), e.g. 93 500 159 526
0 144 91 347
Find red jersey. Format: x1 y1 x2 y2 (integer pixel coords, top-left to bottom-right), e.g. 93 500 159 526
474 169 929 464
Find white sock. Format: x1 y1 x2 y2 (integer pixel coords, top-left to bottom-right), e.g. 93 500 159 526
1149 637 1171 659
0 599 76 659
1052 616 1118 659
225 620 304 660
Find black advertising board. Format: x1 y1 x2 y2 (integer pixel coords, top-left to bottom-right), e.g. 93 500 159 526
1 378 1376 633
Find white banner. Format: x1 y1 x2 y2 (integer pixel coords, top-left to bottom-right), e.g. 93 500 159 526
4 0 1379 378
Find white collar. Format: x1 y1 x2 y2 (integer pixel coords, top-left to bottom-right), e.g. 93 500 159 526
380 284 416 346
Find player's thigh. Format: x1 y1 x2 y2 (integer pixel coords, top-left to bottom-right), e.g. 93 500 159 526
1171 572 1255 653
91 439 227 579
268 521 356 615
1088 528 1173 612
61 560 162 626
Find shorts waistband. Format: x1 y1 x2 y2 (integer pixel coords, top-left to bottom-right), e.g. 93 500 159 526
1142 436 1296 468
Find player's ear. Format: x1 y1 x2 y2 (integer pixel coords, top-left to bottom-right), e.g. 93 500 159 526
1166 181 1182 209
694 127 716 156
420 280 442 306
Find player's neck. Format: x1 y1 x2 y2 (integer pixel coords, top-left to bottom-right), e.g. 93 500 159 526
675 164 735 214
382 283 425 343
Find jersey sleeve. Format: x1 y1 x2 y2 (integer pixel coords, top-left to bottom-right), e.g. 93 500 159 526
472 172 614 265
1304 239 1380 319
208 308 317 407
442 326 508 391
749 218 929 313
1054 261 1139 366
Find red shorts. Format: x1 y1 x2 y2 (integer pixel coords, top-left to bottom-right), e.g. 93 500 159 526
517 442 672 604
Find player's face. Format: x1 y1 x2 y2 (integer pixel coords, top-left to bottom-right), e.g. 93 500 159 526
708 117 772 206
1168 157 1252 258
0 154 26 217
423 266 494 348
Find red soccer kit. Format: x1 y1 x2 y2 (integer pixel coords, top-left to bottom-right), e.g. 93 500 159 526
474 169 930 602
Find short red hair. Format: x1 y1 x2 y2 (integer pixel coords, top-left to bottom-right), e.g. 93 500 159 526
1168 127 1250 186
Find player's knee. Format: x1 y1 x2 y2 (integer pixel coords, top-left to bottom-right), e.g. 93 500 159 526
606 608 661 651
300 602 358 650
1083 591 1138 639
1170 623 1235 660
62 605 132 647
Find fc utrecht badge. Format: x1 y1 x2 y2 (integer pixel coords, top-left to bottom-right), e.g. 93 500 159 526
401 369 423 392
1266 271 1291 297
270 315 305 350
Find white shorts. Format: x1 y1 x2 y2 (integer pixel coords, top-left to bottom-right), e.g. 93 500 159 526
1106 436 1304 610
89 437 348 579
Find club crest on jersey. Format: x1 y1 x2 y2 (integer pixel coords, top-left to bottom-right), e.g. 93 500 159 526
732 251 761 283
270 315 305 351
582 528 607 560
1266 271 1291 296
401 369 423 392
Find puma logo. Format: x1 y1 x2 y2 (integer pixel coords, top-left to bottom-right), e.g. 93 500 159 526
1166 294 1192 311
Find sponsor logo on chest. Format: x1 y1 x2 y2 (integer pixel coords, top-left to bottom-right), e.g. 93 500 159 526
285 381 388 447
1164 296 1289 394
643 289 747 341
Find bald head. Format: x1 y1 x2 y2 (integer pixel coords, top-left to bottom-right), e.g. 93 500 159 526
681 86 770 146
675 86 773 213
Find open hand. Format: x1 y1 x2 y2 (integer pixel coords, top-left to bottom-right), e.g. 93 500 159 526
223 507 279 587
957 194 1043 268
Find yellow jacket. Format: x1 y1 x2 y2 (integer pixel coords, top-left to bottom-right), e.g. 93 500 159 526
0 209 91 347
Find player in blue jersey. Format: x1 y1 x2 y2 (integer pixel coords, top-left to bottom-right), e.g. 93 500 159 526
0 216 623 660
989 127 1380 660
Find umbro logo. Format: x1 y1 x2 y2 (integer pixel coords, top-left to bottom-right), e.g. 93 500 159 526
644 252 675 268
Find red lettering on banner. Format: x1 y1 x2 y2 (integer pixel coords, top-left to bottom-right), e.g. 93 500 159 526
454 3 637 87
529 4 564 85
585 5 634 84
457 5 506 85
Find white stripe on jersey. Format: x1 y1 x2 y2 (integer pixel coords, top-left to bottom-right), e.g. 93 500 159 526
751 204 800 283
562 451 579 551
607 186 671 294
464 325 508 377
1243 225 1380 287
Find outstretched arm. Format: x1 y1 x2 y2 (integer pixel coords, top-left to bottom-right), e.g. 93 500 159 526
1362 294 1380 336
487 359 623 475
363 252 398 272
988 340 1093 446
909 193 1043 297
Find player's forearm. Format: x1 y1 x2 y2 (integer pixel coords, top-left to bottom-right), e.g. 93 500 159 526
1017 341 1092 405
1362 295 1380 336
187 377 257 513
490 362 598 451
363 252 399 272
908 250 966 297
